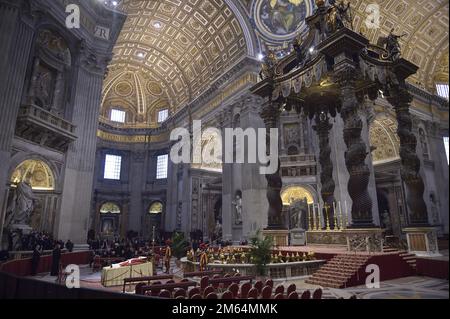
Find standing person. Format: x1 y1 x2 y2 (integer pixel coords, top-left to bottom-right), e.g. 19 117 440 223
31 245 41 276
50 243 61 276
199 243 208 272
65 240 74 253
164 240 172 274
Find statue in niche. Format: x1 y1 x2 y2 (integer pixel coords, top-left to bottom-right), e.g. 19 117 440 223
382 210 392 234
289 197 308 229
101 218 114 234
232 191 243 225
31 64 54 110
213 220 222 242
418 129 429 159
5 179 37 227
379 29 407 61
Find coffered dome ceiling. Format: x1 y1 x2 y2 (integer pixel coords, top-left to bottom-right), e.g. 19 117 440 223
351 0 449 90
102 0 251 127
102 0 448 128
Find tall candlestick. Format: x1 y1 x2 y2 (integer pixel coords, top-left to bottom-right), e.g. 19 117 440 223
332 201 337 230
308 204 312 230
314 204 319 231
317 203 322 230
339 201 344 230
344 200 349 228
325 203 331 231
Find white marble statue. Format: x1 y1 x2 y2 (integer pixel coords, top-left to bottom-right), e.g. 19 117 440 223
213 220 222 240
232 194 242 225
5 181 37 227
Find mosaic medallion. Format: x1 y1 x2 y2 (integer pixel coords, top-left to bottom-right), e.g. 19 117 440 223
252 0 315 43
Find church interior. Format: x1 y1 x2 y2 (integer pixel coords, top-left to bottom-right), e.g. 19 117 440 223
0 0 448 300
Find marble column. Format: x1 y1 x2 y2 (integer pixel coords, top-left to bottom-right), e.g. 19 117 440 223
312 111 335 229
387 86 428 226
260 101 284 229
336 70 374 227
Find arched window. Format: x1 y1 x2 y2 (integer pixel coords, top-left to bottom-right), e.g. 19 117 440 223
149 201 163 214
10 159 55 191
100 202 121 214
281 186 314 206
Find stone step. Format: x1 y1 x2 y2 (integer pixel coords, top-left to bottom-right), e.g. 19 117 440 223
314 273 351 281
305 279 344 289
402 255 416 261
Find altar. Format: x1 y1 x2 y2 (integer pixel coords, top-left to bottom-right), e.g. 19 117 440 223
100 258 153 287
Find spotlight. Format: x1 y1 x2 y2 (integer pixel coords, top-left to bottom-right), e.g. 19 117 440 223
153 21 162 29
257 53 264 61
309 47 314 53
137 52 145 58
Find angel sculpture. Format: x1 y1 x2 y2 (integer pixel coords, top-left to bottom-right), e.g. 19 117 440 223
327 0 353 33
259 49 278 80
293 36 307 68
378 29 407 61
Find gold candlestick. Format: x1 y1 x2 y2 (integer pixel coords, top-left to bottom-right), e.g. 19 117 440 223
317 203 322 231
308 204 313 231
339 201 344 230
334 215 339 231
313 204 317 231
325 203 331 231
344 201 349 229
332 201 337 230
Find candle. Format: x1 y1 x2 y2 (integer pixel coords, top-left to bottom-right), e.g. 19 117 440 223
344 200 349 227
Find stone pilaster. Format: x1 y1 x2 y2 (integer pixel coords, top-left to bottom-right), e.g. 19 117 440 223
56 46 109 243
387 86 428 226
239 95 268 240
312 111 335 229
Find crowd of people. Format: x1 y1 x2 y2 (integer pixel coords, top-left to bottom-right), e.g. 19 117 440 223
88 237 156 259
0 231 74 263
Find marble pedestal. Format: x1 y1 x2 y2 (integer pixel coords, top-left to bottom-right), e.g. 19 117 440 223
262 228 289 246
289 228 306 246
403 227 440 257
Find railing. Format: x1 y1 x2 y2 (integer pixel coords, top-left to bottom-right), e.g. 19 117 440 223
280 154 316 163
18 104 76 134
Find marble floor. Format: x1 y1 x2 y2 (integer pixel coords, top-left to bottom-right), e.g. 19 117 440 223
31 261 449 299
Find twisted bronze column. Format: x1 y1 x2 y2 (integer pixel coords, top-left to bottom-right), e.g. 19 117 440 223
337 70 373 227
313 111 335 229
387 85 428 225
260 102 284 228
